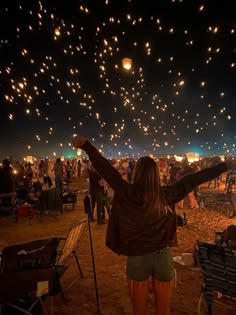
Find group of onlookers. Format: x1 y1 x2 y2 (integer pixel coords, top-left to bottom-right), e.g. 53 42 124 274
0 157 89 195
87 155 231 222
0 154 230 216
158 156 229 209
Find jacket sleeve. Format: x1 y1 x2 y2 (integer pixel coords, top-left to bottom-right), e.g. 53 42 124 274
81 141 127 193
165 162 228 204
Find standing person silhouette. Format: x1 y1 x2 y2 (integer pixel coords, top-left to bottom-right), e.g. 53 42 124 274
72 137 234 315
88 166 107 224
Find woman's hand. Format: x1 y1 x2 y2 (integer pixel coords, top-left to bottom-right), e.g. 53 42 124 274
72 137 87 148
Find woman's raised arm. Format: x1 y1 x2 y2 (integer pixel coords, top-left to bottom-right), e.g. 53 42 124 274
166 162 229 204
72 137 127 192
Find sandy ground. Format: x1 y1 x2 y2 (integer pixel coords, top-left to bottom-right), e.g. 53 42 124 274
1 177 236 315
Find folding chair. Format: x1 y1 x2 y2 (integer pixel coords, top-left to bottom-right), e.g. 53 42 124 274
197 241 236 315
0 238 59 272
0 237 60 315
228 192 236 218
62 191 77 211
214 191 236 218
0 268 59 315
56 219 86 293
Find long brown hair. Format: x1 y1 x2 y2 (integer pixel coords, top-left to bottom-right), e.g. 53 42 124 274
132 156 169 217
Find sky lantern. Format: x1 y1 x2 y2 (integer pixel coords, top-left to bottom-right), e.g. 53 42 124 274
54 28 61 36
122 57 132 70
174 155 183 162
77 148 82 156
18 82 24 89
1 1 236 158
186 152 199 163
25 155 34 163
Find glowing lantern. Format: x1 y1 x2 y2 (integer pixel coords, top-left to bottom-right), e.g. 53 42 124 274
186 152 199 163
77 149 82 156
18 82 24 89
54 28 61 36
174 155 184 162
122 58 132 70
25 155 35 163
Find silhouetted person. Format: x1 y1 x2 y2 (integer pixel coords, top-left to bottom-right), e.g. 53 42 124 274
0 159 15 194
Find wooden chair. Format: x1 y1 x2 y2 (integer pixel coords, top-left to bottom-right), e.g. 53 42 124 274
197 241 236 315
56 219 87 293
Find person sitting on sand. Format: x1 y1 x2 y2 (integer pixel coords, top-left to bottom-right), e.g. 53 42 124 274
72 136 235 315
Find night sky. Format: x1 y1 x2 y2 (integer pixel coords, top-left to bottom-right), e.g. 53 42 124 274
0 0 236 159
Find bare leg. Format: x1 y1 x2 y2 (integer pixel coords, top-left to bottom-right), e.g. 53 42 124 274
188 191 198 208
152 276 175 315
178 199 184 208
127 277 149 315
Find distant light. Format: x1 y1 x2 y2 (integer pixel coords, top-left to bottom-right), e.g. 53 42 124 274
174 155 183 162
122 58 132 70
199 5 205 12
54 28 61 36
18 82 24 89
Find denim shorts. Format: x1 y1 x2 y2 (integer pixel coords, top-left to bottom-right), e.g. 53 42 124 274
126 247 175 282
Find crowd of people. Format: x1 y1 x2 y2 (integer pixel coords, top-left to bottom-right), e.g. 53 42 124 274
1 147 236 314
0 157 89 195
0 154 232 214
0 157 90 214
